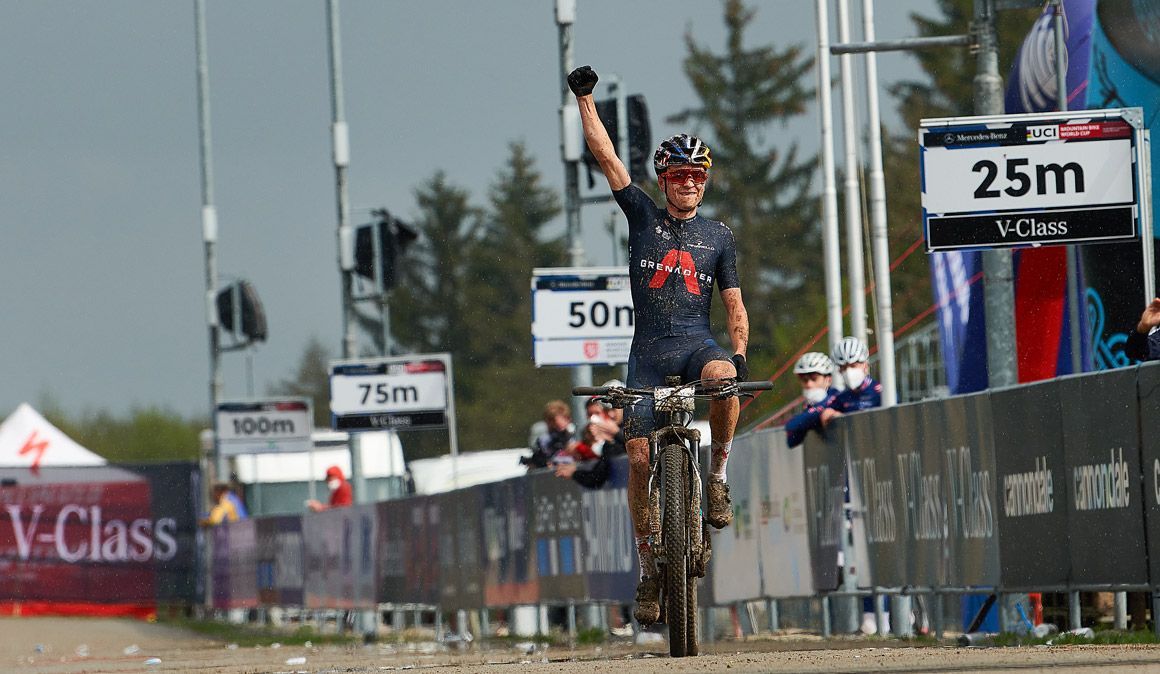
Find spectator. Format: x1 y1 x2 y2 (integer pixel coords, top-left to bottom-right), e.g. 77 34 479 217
307 465 354 511
832 336 883 413
556 381 628 489
200 482 239 526
1126 297 1160 362
227 472 249 519
521 400 575 470
785 352 842 448
829 336 891 634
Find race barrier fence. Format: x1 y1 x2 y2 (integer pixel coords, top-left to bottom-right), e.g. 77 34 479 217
5 363 1160 630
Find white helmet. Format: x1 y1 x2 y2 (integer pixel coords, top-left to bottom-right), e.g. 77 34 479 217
832 336 870 366
793 352 834 376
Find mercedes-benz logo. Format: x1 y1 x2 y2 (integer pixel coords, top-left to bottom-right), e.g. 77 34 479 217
944 133 956 144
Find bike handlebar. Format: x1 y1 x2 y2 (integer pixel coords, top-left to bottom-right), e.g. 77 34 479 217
572 380 773 397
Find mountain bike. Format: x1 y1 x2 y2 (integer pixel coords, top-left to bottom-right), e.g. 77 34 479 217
573 376 771 657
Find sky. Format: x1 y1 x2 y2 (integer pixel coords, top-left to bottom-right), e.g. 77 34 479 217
0 0 943 421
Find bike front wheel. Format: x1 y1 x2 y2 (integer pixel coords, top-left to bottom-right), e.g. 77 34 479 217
662 444 690 657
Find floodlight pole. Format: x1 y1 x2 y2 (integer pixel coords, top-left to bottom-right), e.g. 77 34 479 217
325 0 368 510
837 0 867 345
973 0 1019 389
815 0 845 355
556 0 593 426
861 0 897 408
194 0 224 484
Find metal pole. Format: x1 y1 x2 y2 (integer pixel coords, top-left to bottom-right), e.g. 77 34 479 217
194 0 224 484
1069 590 1082 631
837 0 866 344
830 34 973 54
816 0 844 352
556 0 592 425
326 0 366 503
445 354 461 490
1140 128 1155 305
975 0 1018 388
1053 0 1084 376
862 0 898 406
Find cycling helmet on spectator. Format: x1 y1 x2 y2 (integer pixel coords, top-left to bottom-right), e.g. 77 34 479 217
653 134 712 175
793 352 834 376
832 337 870 366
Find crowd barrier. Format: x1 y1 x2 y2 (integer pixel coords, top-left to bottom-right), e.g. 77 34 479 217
208 362 1160 614
804 362 1158 595
5 363 1159 622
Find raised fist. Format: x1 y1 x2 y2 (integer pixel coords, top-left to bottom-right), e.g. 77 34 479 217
567 65 599 97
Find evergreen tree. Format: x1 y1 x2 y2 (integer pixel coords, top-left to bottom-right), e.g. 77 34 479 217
454 142 573 450
38 395 204 463
669 0 820 421
269 337 333 429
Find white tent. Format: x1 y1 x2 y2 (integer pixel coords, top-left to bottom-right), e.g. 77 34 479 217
0 403 106 469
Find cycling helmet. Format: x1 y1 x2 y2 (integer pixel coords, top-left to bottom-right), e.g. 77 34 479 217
793 352 834 376
832 337 870 366
653 134 712 175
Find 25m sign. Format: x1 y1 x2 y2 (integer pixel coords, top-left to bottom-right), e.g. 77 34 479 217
920 109 1145 251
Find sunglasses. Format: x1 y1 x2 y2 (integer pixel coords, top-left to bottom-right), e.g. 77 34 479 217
665 168 708 185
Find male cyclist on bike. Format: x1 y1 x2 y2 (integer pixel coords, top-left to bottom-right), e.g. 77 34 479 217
568 65 750 625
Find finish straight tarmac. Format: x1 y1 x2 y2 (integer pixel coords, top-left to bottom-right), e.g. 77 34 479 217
5 617 1160 673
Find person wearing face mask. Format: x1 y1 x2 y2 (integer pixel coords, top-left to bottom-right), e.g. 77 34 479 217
831 337 883 413
307 465 354 512
785 352 842 448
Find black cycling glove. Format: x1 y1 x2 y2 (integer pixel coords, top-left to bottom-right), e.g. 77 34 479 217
567 66 599 97
731 354 749 382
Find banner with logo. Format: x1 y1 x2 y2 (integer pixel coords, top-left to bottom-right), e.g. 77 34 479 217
1136 363 1160 585
939 393 1000 587
403 495 442 606
991 380 1070 589
303 505 377 609
708 434 763 603
802 429 844 592
579 457 635 602
256 516 303 606
759 431 815 598
375 498 408 604
437 490 486 611
214 518 257 610
480 478 537 607
528 471 587 602
0 473 157 615
117 461 200 604
1058 368 1148 585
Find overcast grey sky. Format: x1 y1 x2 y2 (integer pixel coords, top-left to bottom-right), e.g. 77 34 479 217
0 1 940 420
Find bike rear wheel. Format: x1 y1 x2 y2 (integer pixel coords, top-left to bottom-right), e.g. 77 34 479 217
662 444 689 657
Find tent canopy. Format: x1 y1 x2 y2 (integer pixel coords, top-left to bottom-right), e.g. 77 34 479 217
0 403 106 469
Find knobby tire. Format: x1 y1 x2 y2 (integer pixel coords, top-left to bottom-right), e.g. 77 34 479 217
663 445 689 657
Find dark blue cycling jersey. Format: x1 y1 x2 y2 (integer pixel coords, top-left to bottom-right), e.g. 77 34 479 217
613 184 740 439
614 185 740 338
833 376 883 413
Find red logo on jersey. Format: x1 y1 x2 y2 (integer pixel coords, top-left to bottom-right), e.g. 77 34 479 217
647 250 701 295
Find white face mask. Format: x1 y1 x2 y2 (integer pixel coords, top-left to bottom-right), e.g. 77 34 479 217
844 367 866 390
327 478 341 492
803 387 828 405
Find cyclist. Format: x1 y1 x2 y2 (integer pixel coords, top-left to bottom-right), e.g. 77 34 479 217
831 336 883 413
785 352 841 448
568 65 750 625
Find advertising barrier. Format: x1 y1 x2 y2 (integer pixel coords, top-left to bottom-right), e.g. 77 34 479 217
760 431 815 598
709 434 763 604
1058 369 1148 586
200 362 1160 617
802 429 844 592
992 381 1070 589
117 461 201 604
